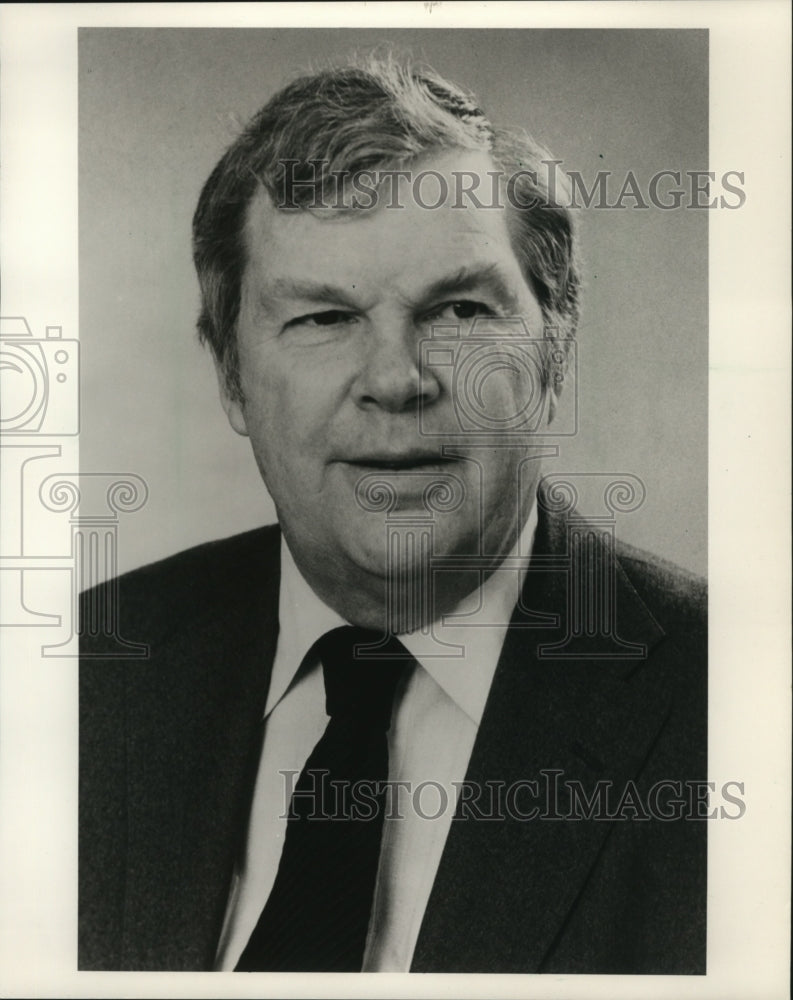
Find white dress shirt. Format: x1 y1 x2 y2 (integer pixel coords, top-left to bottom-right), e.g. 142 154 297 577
215 504 537 972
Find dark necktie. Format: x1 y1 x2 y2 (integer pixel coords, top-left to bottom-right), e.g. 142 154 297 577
235 626 413 972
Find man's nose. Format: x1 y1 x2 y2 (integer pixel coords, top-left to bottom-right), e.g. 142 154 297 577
352 322 441 413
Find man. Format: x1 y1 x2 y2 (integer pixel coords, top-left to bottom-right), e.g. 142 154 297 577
79 55 707 974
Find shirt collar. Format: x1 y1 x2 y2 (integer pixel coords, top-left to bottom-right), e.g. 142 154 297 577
266 544 348 715
269 502 538 725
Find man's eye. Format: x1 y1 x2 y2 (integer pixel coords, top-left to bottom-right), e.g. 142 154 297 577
287 310 357 328
430 300 494 321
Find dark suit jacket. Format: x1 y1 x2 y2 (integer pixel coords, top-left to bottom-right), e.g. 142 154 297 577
79 504 707 973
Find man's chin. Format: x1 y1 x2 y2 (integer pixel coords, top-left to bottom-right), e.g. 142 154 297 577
341 527 482 602
341 534 417 580
296 521 482 632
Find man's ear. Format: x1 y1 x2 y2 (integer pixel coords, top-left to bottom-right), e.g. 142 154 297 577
213 359 249 437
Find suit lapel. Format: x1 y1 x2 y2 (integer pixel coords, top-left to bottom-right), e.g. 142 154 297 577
121 533 280 970
412 510 669 972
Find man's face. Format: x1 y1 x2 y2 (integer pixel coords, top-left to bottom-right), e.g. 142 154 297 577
219 150 554 627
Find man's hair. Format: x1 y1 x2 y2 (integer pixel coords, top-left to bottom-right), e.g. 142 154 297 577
192 53 580 402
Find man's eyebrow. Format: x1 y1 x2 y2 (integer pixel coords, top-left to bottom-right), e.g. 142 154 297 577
257 264 523 314
420 264 522 313
258 279 360 311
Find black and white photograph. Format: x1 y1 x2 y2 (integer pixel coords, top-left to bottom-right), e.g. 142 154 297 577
0 3 789 998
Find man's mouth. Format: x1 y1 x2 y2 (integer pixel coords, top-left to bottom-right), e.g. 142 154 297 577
346 455 455 471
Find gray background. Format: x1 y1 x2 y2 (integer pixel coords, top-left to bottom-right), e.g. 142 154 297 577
79 28 708 576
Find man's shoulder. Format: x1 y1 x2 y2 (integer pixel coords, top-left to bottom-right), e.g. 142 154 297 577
614 536 707 629
96 522 282 595
80 523 281 644
539 500 707 632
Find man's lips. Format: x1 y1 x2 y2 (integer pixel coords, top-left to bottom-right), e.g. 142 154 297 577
342 454 456 471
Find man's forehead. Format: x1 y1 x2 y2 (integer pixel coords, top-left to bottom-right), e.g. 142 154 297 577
242 150 525 297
